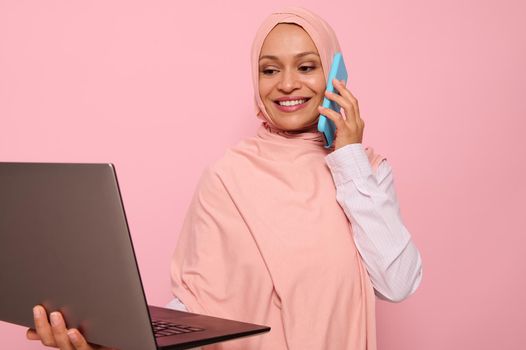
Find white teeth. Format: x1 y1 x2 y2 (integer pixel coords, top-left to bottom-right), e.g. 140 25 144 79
278 99 306 106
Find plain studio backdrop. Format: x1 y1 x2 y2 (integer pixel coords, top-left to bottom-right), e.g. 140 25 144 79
1 0 525 349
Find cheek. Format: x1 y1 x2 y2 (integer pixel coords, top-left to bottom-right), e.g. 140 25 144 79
258 79 273 100
305 75 326 98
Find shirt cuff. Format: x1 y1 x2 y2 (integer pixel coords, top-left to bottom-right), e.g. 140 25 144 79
325 143 373 186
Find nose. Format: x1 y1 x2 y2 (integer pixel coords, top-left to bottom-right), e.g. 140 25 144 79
277 69 301 93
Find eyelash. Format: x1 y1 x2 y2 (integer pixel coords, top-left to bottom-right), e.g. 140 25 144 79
260 65 317 76
261 68 278 75
298 65 315 72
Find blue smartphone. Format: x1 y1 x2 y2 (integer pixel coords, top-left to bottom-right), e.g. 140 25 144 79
317 52 348 148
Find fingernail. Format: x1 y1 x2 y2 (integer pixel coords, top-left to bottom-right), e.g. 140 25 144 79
33 306 41 318
67 330 79 344
50 312 61 326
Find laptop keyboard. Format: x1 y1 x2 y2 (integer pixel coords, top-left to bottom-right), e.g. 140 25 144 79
152 320 205 337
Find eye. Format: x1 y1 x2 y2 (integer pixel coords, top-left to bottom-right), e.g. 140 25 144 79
298 65 316 73
260 68 279 76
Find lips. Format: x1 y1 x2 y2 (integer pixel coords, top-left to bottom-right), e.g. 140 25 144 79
273 96 311 112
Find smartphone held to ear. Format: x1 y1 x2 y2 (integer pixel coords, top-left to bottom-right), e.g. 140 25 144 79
317 52 348 148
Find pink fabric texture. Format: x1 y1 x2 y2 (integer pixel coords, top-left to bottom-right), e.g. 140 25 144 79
171 6 385 349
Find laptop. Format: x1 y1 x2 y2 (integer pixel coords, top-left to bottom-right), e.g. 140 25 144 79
0 162 270 350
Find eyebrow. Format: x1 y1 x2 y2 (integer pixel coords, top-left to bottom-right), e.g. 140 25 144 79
259 51 320 61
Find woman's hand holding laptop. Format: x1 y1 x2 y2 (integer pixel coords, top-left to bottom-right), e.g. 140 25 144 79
26 305 116 350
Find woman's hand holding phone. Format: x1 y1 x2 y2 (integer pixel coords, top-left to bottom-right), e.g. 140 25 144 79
318 78 364 150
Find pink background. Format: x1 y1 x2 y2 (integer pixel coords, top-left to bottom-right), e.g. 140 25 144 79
1 0 525 349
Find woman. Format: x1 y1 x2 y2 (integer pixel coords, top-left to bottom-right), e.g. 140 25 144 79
27 6 422 350
170 6 422 349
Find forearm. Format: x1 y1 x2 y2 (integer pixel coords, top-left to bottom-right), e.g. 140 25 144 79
326 143 423 302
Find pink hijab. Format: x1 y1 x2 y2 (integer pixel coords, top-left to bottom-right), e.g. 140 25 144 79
171 6 383 349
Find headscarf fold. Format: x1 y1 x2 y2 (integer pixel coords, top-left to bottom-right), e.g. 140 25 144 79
171 6 384 349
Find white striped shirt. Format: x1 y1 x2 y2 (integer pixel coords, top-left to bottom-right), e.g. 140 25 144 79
325 143 422 302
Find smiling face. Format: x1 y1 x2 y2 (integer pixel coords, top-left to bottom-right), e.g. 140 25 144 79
258 23 326 132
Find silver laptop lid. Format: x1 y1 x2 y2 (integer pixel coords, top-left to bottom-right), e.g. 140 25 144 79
0 163 157 350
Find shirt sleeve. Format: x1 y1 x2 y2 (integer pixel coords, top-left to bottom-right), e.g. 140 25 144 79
166 297 189 312
325 143 423 302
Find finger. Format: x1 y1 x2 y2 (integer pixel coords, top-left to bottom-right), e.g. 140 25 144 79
50 312 75 350
319 104 363 136
332 79 360 122
33 305 57 347
318 105 346 131
324 90 354 121
323 89 361 129
332 78 357 103
66 329 95 350
26 328 41 341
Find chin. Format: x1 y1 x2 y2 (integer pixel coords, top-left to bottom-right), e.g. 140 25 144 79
268 110 319 132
